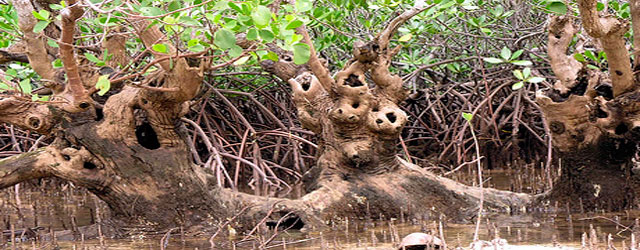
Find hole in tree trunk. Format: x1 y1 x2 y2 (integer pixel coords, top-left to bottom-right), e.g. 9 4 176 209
595 107 608 118
615 123 629 135
352 102 360 109
95 108 104 121
79 102 90 109
345 74 364 87
568 76 588 96
266 213 305 230
83 162 97 170
386 112 397 123
136 122 160 149
28 117 40 129
301 82 310 91
595 83 613 100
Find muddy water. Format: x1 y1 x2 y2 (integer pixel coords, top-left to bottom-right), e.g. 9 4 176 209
1 174 638 249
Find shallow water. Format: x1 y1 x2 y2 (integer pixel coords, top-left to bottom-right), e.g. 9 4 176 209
1 173 638 249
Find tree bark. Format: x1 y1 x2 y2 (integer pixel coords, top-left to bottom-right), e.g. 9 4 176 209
0 0 535 234
537 4 640 210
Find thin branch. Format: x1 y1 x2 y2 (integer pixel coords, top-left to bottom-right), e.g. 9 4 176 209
376 1 434 50
59 0 93 111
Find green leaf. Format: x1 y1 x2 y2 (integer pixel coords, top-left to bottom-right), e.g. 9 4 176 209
214 29 236 49
47 39 59 48
596 2 605 11
95 75 111 96
527 77 545 83
296 0 313 12
188 44 205 52
292 42 310 65
33 20 49 33
511 50 523 60
140 7 163 16
228 2 243 13
32 10 50 20
584 50 597 61
233 56 250 65
546 1 567 15
262 51 278 61
500 47 511 60
52 58 62 68
247 28 258 40
574 53 586 62
214 1 229 10
19 79 32 94
398 34 412 42
229 45 243 57
84 53 102 63
522 67 531 78
462 112 473 122
259 29 275 43
285 19 303 30
179 16 201 26
512 69 524 80
511 60 533 66
152 43 168 54
511 81 524 90
251 5 271 28
0 82 9 91
483 57 504 64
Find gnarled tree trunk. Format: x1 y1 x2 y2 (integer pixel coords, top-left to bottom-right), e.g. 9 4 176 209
0 0 532 234
537 0 640 210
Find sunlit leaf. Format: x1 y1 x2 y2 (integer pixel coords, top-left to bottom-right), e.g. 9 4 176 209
152 43 168 54
512 69 524 80
462 112 473 122
511 60 532 66
483 57 503 64
140 7 163 16
95 75 111 96
522 67 531 78
527 77 545 83
398 34 412 42
293 42 310 65
511 81 524 90
233 56 250 65
511 50 523 60
252 5 271 28
296 0 313 12
500 47 511 60
19 79 31 94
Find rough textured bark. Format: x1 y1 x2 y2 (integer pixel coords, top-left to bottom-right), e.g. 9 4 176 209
0 1 533 234
537 4 640 210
